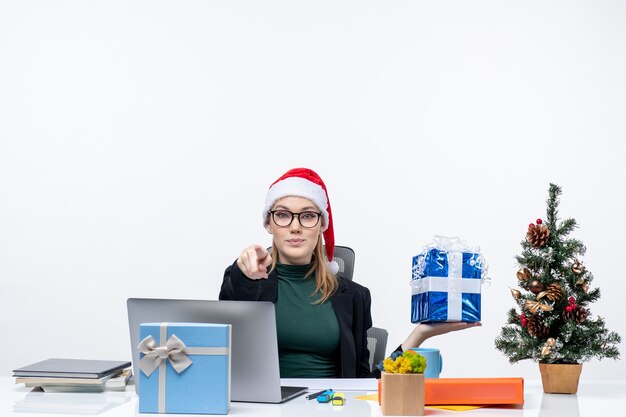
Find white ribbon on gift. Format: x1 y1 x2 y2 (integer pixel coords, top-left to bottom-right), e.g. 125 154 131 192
139 323 229 414
411 251 482 321
430 235 469 253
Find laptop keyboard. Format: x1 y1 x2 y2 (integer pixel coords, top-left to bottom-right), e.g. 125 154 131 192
281 385 307 400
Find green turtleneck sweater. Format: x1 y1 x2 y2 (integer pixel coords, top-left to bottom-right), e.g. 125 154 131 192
274 263 340 378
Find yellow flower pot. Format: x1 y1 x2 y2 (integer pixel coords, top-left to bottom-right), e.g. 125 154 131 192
539 363 583 394
381 372 425 416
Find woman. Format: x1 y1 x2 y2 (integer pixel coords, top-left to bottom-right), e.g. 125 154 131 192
219 167 479 378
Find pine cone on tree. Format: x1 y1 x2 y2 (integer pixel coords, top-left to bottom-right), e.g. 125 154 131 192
563 307 589 324
546 283 563 301
527 223 550 248
526 315 549 337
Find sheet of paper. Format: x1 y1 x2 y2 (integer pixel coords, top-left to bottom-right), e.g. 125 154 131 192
354 394 488 412
429 405 486 411
280 378 378 391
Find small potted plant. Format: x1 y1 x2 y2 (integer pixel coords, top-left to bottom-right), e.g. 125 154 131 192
380 350 427 416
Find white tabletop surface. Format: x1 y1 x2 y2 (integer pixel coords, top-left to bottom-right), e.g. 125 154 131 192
3 377 625 417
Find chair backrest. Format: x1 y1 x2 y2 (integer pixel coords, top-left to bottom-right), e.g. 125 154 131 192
367 326 389 372
331 245 355 281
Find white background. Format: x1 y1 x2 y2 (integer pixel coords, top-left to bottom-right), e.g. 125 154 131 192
1 0 624 380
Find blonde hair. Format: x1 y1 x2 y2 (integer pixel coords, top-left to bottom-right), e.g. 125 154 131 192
269 236 338 304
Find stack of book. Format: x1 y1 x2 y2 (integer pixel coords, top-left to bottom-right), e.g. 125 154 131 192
13 358 132 393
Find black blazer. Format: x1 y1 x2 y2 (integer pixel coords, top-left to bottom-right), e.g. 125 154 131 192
219 260 380 378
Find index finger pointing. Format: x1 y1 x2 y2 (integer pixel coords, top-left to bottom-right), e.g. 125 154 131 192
254 245 269 260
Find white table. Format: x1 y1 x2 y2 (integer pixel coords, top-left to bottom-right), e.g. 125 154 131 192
2 377 625 416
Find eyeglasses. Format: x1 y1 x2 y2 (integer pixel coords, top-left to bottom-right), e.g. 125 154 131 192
270 210 322 228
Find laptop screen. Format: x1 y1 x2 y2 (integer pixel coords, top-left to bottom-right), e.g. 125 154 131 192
126 298 306 403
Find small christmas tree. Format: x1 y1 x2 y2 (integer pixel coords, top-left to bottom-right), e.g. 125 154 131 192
495 184 621 364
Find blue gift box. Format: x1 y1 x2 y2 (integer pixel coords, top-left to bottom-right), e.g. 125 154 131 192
138 322 231 414
411 247 484 323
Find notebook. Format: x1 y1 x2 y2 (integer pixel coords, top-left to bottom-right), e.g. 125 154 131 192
126 298 308 403
13 358 131 379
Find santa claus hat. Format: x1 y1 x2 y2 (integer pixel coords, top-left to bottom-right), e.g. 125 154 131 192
263 168 338 274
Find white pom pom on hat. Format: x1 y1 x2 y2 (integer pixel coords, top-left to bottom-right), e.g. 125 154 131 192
263 167 338 274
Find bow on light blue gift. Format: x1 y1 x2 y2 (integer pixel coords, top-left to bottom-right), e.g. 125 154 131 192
411 236 489 323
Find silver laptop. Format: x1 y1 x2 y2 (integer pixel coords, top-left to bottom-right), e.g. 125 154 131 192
126 298 308 403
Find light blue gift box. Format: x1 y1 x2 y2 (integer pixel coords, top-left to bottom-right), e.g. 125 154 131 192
138 322 231 414
411 248 483 323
